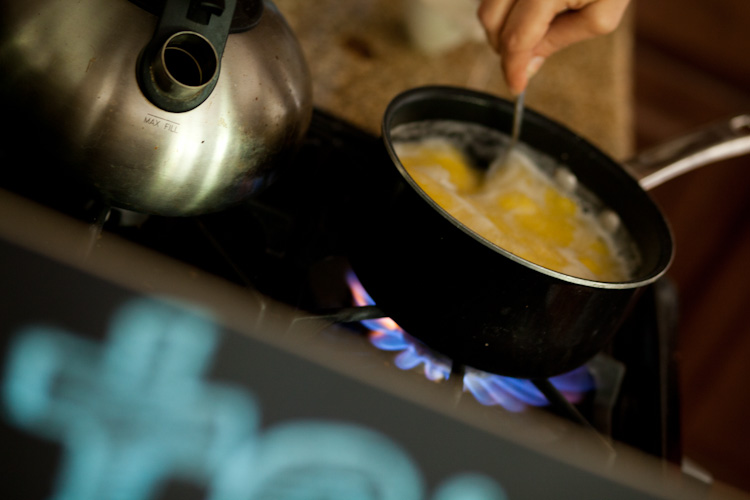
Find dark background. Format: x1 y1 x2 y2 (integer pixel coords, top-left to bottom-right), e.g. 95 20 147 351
633 0 750 491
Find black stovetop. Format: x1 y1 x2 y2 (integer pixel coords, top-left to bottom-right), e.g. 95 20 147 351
1 108 682 468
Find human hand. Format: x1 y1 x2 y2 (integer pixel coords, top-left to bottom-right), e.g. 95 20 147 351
477 0 631 95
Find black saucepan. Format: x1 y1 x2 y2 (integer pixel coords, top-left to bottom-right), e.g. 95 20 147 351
347 85 750 379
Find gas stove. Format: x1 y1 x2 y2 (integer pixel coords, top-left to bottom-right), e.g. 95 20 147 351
0 109 709 499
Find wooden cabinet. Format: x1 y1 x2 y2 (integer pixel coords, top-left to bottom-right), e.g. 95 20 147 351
636 0 750 90
633 0 750 491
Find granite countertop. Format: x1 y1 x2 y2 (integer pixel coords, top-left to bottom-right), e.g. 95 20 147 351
273 0 634 160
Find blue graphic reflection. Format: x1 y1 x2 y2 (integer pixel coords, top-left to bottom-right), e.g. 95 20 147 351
2 297 508 500
3 298 259 500
216 421 424 500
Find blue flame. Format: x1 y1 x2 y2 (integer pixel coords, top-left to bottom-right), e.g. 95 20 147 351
346 270 595 411
367 322 452 382
367 321 452 382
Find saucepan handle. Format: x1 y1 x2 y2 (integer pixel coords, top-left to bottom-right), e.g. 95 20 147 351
622 114 750 191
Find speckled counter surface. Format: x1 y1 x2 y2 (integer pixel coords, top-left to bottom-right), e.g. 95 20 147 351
273 0 634 159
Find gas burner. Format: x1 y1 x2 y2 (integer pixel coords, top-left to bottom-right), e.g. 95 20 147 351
345 268 600 414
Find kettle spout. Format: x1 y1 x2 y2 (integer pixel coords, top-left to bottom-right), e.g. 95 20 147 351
137 0 237 112
150 31 219 102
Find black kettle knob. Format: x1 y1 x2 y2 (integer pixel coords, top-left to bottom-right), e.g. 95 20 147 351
187 0 226 23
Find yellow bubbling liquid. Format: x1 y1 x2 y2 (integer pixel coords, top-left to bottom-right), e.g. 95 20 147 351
395 138 633 282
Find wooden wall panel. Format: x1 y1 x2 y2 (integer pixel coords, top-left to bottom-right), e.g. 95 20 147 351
635 0 750 89
633 0 750 491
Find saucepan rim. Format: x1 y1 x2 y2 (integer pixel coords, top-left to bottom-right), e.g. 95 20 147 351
381 85 674 291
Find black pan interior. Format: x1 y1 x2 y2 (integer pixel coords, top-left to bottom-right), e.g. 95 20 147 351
382 86 673 285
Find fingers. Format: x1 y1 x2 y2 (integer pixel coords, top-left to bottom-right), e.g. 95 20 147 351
477 0 515 52
479 0 579 94
497 0 570 94
536 0 631 57
478 0 630 95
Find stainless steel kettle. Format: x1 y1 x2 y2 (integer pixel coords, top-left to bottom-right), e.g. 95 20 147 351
0 0 312 216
